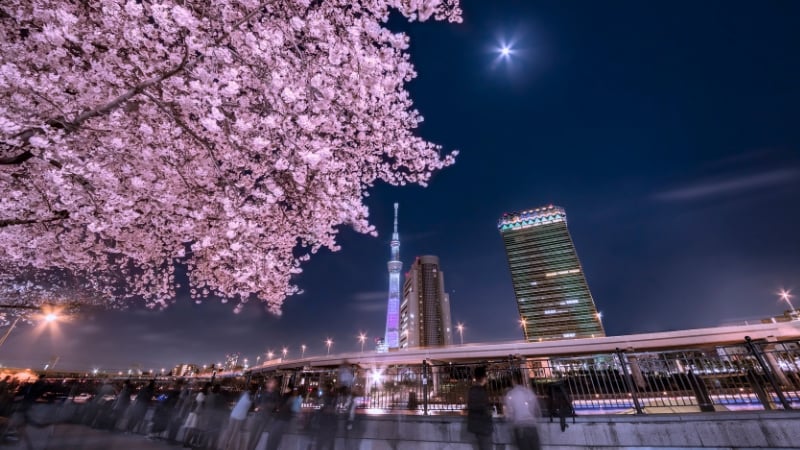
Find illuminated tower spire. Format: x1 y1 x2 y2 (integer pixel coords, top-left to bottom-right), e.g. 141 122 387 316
384 203 402 349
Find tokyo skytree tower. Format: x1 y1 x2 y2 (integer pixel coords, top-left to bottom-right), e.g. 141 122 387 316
384 203 402 349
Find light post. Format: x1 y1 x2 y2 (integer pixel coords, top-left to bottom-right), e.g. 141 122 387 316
519 318 528 340
779 289 797 314
325 338 333 356
0 304 65 350
358 332 367 353
267 350 274 360
282 347 288 360
456 323 464 345
0 317 22 349
301 344 306 358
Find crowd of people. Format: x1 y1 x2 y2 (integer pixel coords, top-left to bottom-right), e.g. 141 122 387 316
1 364 566 450
0 373 350 450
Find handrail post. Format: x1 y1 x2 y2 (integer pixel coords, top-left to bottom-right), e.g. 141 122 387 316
745 336 792 410
615 348 644 414
422 359 429 415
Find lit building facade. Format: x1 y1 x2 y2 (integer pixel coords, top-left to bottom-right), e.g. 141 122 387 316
400 255 453 348
384 203 402 350
498 205 605 341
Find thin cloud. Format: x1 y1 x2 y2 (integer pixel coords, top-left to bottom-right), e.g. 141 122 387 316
350 290 387 312
352 291 386 302
654 169 799 202
350 302 386 312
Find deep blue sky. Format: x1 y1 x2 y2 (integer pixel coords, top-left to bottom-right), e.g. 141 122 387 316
6 0 800 372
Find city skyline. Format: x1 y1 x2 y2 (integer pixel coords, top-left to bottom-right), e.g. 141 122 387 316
1 0 799 371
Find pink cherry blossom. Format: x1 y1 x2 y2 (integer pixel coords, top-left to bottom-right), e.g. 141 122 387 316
0 0 461 317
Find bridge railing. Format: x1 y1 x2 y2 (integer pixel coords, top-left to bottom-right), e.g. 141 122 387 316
261 337 800 415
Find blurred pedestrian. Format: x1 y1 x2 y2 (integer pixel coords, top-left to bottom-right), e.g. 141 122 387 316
503 372 541 450
337 362 356 430
249 377 279 450
182 383 208 447
218 385 254 450
112 380 132 430
466 366 493 450
265 383 296 450
314 383 338 450
127 380 154 433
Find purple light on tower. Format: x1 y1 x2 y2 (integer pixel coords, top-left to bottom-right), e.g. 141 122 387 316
384 203 402 350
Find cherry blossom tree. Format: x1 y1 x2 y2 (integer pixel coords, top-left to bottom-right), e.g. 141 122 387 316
0 0 461 316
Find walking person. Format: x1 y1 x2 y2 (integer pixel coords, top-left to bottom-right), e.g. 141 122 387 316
249 377 279 450
503 372 541 450
127 380 155 434
337 361 356 430
265 384 297 450
218 386 254 450
466 366 493 450
182 383 208 448
314 383 338 450
112 380 132 430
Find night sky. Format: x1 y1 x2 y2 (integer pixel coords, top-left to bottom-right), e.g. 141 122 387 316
5 0 800 373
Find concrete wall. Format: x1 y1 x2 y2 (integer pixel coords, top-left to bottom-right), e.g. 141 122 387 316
276 411 800 450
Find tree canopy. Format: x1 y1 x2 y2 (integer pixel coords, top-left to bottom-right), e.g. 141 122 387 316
0 0 461 316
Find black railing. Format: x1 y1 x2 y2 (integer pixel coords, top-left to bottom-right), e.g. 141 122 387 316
254 338 800 415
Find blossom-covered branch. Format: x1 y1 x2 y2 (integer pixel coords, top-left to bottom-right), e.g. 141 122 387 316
0 0 461 314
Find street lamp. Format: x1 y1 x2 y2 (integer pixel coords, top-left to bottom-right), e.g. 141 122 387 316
282 347 288 360
325 338 333 355
0 317 22 349
519 318 528 340
456 323 464 345
301 344 307 358
358 332 367 353
0 308 64 349
779 289 797 313
267 350 274 360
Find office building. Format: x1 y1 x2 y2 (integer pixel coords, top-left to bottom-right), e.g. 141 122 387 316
400 255 453 348
498 205 605 341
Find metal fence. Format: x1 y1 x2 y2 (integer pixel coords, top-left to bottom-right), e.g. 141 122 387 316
260 337 800 415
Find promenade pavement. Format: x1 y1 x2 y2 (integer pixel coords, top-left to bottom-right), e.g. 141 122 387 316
3 423 176 450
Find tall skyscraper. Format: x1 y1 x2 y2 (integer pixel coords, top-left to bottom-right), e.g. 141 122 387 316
498 205 605 341
384 203 402 350
399 255 453 349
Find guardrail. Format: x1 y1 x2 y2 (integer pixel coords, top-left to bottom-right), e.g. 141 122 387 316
254 336 800 415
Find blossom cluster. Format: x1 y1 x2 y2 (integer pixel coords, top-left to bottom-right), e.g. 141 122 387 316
0 0 460 314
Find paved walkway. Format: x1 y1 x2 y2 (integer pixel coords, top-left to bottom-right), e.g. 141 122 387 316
3 424 176 450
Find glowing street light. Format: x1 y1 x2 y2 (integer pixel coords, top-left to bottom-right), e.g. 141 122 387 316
301 344 307 358
519 318 528 340
358 332 367 353
0 308 63 349
500 45 511 57
779 289 797 313
282 347 288 360
325 338 333 356
456 323 465 345
267 350 274 360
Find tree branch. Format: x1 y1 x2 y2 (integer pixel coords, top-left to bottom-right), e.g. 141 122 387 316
0 210 69 229
0 45 191 165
